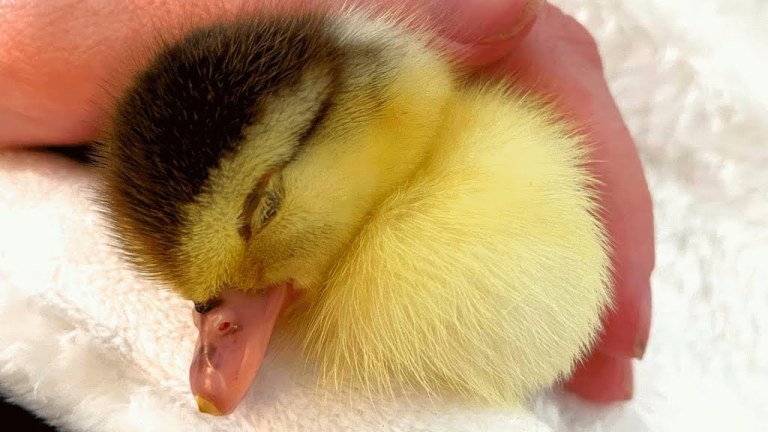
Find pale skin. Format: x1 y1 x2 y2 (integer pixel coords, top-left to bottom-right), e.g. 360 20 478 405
0 0 654 403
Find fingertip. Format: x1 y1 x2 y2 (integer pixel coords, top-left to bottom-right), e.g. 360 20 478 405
434 0 542 67
437 0 540 43
634 278 652 360
444 17 538 68
290 0 542 67
564 352 634 403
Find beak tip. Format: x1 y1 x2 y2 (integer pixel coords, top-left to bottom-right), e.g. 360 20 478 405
195 395 224 416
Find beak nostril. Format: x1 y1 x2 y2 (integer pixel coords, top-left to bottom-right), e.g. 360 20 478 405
218 322 231 332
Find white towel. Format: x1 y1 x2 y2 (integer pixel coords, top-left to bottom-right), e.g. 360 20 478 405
1 0 766 430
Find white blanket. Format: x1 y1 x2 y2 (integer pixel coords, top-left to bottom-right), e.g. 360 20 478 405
1 0 766 430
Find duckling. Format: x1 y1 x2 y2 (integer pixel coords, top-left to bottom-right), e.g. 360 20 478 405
97 10 611 416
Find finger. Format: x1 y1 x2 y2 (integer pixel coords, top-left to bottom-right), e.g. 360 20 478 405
0 0 538 147
484 4 654 367
257 0 543 67
360 0 543 67
443 0 543 67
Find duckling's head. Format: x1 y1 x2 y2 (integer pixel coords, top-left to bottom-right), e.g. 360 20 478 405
99 13 455 414
103 14 452 304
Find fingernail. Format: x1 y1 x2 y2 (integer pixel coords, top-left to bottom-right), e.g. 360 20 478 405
481 0 544 43
440 0 543 44
634 280 652 360
634 335 647 359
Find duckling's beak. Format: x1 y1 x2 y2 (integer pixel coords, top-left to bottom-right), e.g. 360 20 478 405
189 284 290 416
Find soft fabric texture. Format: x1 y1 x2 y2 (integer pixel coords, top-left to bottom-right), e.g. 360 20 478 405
1 0 765 430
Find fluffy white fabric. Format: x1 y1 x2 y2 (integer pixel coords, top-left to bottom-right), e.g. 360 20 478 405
1 0 766 430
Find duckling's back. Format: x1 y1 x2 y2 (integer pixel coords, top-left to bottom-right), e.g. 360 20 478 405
300 39 611 403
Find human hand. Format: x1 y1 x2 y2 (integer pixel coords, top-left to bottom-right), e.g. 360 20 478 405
0 0 653 403
0 0 534 146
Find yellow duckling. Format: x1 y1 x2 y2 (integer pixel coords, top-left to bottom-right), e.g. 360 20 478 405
97 10 610 415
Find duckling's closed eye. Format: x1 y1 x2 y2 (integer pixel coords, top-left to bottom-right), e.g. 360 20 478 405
238 170 284 241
